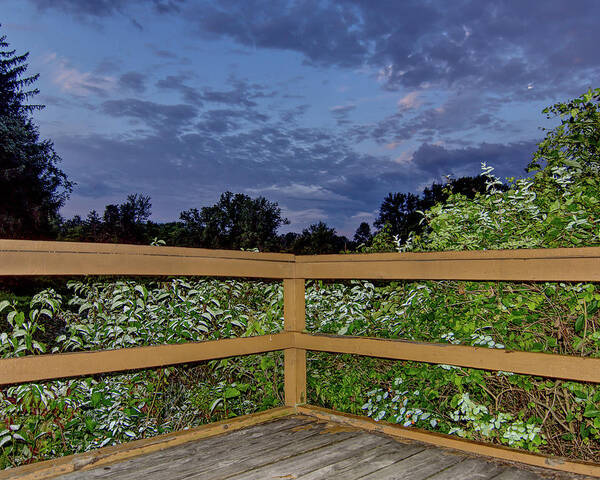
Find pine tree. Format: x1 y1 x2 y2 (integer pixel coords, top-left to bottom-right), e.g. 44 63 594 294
0 30 41 117
0 25 72 239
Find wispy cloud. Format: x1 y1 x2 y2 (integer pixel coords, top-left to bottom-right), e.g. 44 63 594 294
45 53 116 96
397 91 421 110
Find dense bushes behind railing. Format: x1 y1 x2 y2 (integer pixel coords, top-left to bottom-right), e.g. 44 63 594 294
2 240 600 474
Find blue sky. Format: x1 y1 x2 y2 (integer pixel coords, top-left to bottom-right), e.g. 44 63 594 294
3 0 599 235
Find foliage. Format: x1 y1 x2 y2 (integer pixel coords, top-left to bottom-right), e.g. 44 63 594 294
60 194 152 244
180 192 289 251
353 222 372 247
374 176 494 242
291 221 349 254
0 27 72 239
0 279 284 469
3 88 600 469
0 26 41 117
413 163 600 251
307 88 600 461
528 87 600 175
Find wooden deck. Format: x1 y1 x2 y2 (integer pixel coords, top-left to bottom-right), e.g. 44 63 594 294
55 416 581 480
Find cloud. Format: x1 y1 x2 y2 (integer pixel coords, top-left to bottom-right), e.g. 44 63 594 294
29 0 183 17
246 183 351 202
118 72 146 93
407 141 537 180
155 74 274 108
329 104 356 125
100 99 198 132
45 53 116 96
397 91 421 110
350 90 512 146
30 1 600 100
196 109 269 134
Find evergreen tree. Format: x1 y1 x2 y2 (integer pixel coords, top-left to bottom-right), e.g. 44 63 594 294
0 26 72 239
0 29 41 117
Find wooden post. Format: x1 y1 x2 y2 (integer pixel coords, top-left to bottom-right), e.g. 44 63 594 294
284 278 306 408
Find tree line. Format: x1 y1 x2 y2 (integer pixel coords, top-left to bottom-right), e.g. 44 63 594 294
1 26 494 254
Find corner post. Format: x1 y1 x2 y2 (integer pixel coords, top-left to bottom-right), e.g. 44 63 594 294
284 278 306 408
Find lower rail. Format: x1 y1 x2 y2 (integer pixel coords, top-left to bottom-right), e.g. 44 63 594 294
0 333 291 385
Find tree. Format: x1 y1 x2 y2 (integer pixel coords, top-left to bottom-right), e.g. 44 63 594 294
0 27 71 239
374 192 420 241
353 222 372 246
374 175 495 242
292 221 349 254
528 87 600 176
180 192 289 251
0 28 41 117
60 194 152 244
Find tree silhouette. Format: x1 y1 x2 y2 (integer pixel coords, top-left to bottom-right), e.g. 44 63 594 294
0 26 71 239
180 192 289 251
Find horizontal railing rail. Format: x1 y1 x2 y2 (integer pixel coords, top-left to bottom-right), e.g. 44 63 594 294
2 239 600 477
0 240 295 278
292 332 600 383
1 333 291 385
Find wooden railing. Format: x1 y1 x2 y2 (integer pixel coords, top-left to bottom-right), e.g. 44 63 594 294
2 240 600 476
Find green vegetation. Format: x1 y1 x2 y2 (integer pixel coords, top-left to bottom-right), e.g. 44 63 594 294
2 21 600 469
0 27 72 239
0 278 285 468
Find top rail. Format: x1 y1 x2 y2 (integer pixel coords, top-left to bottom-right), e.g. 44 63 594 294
1 240 600 281
0 240 295 279
295 247 600 281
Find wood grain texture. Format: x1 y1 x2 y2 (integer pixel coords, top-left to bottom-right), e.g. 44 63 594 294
423 457 505 480
295 247 600 281
1 407 295 480
357 448 463 480
63 417 319 480
0 240 293 278
284 278 307 407
225 433 386 480
298 405 600 478
0 333 292 385
4 240 600 281
294 332 600 383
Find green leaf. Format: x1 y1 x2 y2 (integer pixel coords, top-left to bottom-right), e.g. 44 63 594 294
209 398 223 414
574 315 584 334
583 406 600 418
223 387 240 399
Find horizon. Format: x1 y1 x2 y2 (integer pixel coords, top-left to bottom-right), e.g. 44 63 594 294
3 0 599 236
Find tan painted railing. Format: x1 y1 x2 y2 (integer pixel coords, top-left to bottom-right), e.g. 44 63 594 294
2 239 600 475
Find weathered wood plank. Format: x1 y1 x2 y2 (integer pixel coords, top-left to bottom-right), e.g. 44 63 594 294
284 278 306 407
295 247 600 281
424 457 506 479
357 448 463 480
183 422 360 480
294 333 600 384
73 417 312 479
0 333 292 385
297 405 600 478
295 440 425 480
63 417 318 479
227 433 386 479
0 240 294 278
492 467 549 479
2 407 295 480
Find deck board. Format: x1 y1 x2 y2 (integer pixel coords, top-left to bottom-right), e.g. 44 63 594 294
57 416 583 480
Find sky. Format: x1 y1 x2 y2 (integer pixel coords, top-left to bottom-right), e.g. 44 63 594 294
2 0 599 236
